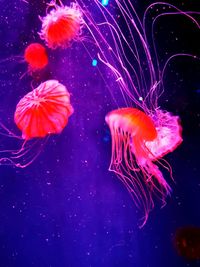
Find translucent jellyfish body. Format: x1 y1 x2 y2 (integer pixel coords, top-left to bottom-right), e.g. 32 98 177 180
78 1 199 225
15 79 74 139
39 2 83 49
106 107 182 226
24 43 48 71
0 80 73 167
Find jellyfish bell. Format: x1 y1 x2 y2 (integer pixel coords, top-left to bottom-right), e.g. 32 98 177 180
0 42 49 79
0 80 73 168
14 79 74 140
39 1 84 49
24 43 48 72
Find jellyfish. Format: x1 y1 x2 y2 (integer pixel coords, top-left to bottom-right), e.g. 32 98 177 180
71 0 199 225
24 43 48 72
0 80 73 167
106 107 182 226
174 226 200 260
0 42 48 78
39 1 84 49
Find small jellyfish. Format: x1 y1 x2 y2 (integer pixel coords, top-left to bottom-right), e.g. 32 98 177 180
39 1 84 49
0 42 48 78
174 226 200 260
24 43 48 72
106 107 182 226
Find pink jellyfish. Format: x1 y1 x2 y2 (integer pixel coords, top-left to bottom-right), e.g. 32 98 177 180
39 1 84 49
24 43 48 72
0 42 48 79
106 107 182 227
80 1 199 226
0 80 73 167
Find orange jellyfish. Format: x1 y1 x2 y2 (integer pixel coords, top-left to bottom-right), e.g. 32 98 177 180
0 80 73 167
0 43 48 79
14 79 74 139
39 2 84 49
24 43 48 72
105 107 182 227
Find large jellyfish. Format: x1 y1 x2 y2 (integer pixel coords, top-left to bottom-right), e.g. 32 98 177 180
106 107 182 226
73 0 199 226
0 80 73 167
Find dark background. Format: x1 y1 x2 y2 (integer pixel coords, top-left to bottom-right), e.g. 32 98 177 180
0 0 199 266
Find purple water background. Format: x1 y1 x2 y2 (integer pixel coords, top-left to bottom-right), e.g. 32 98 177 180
0 0 199 266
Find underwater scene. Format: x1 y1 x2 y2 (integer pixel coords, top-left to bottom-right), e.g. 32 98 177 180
0 0 199 266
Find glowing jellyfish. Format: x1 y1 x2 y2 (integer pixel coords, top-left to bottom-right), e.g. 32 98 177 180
39 1 84 49
77 1 199 225
106 107 182 226
24 43 48 71
0 42 48 79
14 79 73 139
0 80 73 167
